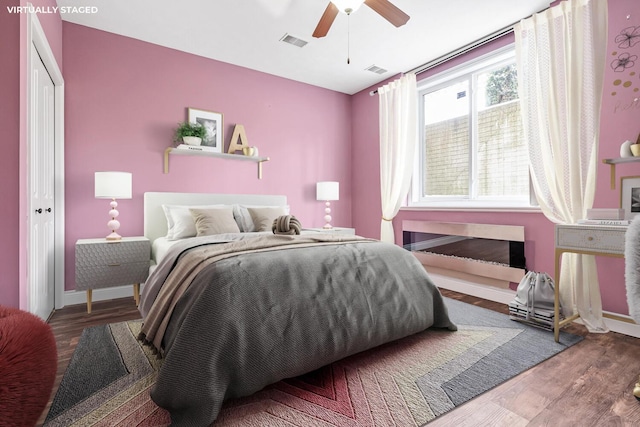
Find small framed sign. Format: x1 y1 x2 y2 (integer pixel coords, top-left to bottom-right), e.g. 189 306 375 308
188 108 223 153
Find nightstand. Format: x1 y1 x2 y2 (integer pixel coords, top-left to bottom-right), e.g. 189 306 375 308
75 236 150 313
302 227 356 235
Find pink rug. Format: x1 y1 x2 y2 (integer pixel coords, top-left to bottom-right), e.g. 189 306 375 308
44 299 581 426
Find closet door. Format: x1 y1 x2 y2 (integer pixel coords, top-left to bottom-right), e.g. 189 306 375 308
29 43 55 320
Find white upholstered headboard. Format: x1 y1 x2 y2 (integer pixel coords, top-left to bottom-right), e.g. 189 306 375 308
143 192 287 243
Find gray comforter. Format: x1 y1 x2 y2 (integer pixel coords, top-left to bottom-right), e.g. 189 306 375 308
140 233 456 426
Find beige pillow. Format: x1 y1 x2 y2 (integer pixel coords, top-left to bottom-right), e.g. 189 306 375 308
163 204 228 240
233 204 290 232
247 206 287 232
189 208 240 236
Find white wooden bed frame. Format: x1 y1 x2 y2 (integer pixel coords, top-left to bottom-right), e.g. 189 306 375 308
143 192 287 243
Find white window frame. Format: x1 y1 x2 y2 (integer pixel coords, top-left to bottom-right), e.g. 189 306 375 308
409 44 537 210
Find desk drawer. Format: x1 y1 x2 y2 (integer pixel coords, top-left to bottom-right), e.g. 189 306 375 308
555 225 626 255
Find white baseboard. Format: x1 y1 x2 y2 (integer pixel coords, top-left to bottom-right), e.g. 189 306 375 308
63 285 136 307
601 313 640 338
431 272 640 339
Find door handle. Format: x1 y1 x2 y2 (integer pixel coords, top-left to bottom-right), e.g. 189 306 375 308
35 208 42 214
46 208 52 213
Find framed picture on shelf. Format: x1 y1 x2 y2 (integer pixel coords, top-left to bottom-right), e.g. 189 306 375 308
620 176 640 219
188 108 223 153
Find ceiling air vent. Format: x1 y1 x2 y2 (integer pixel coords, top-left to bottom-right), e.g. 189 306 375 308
365 65 388 75
280 33 308 48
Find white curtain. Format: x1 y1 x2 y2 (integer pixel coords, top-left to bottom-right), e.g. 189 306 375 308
378 73 417 243
515 0 608 332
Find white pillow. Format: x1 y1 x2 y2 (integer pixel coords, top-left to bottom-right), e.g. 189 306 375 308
233 204 290 232
190 208 240 236
162 204 228 240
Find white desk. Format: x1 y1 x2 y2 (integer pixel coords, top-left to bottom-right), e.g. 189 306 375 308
553 224 628 342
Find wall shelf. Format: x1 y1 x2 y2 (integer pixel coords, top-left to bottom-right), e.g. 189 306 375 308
164 147 270 179
602 157 640 189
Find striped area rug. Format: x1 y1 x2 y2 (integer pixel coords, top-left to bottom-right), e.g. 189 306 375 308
44 298 581 426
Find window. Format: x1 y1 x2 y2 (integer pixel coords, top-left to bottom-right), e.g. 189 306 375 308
411 45 531 208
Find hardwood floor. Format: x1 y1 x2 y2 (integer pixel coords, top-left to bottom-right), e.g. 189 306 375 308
37 290 640 426
36 297 141 426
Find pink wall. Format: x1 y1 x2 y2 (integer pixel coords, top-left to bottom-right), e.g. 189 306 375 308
0 1 21 307
0 1 62 308
63 23 353 291
593 0 640 313
352 0 639 315
2 1 635 315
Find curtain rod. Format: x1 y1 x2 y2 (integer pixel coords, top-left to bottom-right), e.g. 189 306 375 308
409 23 516 76
369 24 515 97
369 4 551 96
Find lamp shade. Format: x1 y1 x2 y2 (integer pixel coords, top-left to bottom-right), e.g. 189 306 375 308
95 172 132 199
316 181 339 201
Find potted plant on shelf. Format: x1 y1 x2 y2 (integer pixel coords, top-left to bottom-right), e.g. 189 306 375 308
174 121 206 146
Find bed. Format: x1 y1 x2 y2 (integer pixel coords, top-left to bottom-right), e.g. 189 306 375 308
139 192 457 426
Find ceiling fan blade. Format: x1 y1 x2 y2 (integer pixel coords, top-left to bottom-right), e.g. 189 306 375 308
364 0 410 27
313 2 339 38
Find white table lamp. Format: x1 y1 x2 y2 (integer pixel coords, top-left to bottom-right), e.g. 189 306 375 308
95 172 132 240
316 181 339 229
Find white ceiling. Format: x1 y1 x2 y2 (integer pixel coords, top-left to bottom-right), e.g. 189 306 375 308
56 0 551 95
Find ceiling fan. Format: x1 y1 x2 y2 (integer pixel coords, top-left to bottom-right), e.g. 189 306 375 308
313 0 410 38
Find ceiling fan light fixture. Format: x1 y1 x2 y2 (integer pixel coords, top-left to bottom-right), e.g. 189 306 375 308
313 0 409 39
331 0 365 14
